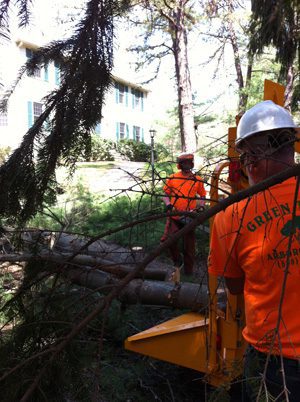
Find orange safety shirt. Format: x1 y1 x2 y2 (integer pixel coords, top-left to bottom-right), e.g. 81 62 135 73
208 177 300 359
163 171 206 214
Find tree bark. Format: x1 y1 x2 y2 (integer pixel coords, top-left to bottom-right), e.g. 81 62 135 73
1 250 212 310
170 2 196 153
284 64 294 111
227 0 247 112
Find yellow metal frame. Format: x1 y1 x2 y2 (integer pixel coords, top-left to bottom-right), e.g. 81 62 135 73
125 160 246 387
124 79 294 388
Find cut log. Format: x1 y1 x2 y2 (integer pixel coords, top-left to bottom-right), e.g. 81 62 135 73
0 250 220 311
4 230 221 311
22 231 180 281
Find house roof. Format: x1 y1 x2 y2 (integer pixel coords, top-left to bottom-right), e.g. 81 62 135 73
15 39 40 50
14 39 151 94
113 75 151 94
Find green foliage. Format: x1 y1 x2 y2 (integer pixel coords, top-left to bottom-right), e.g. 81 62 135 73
115 139 151 162
0 146 11 165
155 160 176 178
291 79 300 114
208 385 231 402
31 171 209 253
250 1 299 78
154 142 171 161
0 272 15 324
87 135 115 161
195 114 216 125
114 139 171 163
240 53 281 108
199 143 227 160
31 180 166 249
77 162 115 169
0 168 211 401
0 279 209 401
0 267 105 401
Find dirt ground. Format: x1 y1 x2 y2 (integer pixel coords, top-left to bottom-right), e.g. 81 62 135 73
73 161 148 195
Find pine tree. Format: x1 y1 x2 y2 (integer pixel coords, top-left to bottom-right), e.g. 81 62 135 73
249 0 300 108
0 0 129 223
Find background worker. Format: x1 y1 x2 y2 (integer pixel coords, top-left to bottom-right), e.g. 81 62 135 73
208 100 300 401
161 153 206 275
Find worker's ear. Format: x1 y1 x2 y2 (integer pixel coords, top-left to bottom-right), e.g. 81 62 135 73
248 164 254 174
247 162 259 179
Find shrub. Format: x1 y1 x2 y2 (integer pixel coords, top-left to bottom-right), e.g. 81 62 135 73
154 142 171 161
115 139 151 162
89 135 115 161
115 139 171 162
0 146 11 164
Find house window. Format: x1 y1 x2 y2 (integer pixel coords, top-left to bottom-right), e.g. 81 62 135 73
26 47 41 78
25 48 34 58
133 126 141 142
118 84 125 104
28 101 43 127
116 122 129 140
115 82 129 106
33 102 43 122
132 89 144 111
0 112 8 126
119 122 125 139
135 90 141 108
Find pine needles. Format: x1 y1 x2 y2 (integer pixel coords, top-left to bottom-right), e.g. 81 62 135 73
0 0 131 223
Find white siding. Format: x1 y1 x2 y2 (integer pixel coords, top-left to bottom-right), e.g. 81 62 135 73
0 38 152 150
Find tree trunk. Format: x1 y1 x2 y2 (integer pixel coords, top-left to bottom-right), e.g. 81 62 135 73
284 64 294 111
1 250 212 311
65 266 211 311
227 1 246 112
171 2 196 153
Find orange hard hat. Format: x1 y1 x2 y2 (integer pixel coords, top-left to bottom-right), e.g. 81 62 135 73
177 153 194 163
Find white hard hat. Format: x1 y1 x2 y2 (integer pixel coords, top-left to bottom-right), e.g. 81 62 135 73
236 100 297 150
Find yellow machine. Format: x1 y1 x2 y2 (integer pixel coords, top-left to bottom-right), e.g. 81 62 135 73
125 80 292 387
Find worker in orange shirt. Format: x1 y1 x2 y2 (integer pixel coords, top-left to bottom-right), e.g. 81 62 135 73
161 153 206 275
208 101 300 401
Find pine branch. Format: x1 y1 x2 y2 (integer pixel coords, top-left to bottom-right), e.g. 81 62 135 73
16 0 33 27
0 0 10 27
0 0 122 223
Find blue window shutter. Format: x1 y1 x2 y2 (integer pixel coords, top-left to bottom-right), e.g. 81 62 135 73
26 48 32 58
132 88 135 109
44 118 50 131
141 128 144 142
126 124 129 139
115 83 119 104
116 122 119 140
95 123 101 135
44 65 49 81
133 126 136 140
141 92 144 111
27 101 33 127
125 86 128 107
54 62 60 85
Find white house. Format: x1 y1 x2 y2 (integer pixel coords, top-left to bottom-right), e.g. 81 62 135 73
98 76 150 143
0 36 151 150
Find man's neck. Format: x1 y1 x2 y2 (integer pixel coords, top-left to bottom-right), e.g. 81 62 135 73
180 169 192 175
